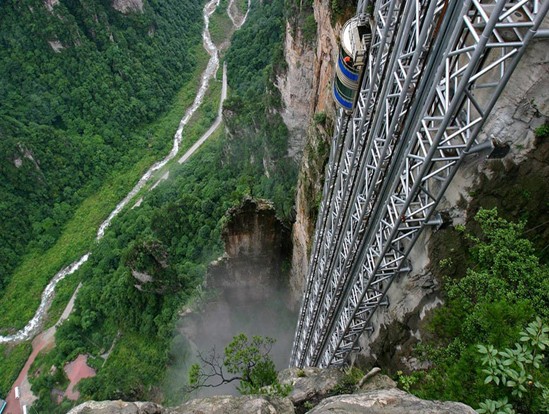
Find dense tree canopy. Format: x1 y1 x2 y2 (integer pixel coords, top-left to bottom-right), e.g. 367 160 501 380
0 0 203 285
21 0 298 410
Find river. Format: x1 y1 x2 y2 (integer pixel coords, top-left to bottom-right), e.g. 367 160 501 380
0 0 249 345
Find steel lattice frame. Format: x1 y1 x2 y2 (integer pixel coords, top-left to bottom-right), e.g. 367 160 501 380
291 0 548 368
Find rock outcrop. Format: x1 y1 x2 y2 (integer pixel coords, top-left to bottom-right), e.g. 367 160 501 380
69 369 475 414
175 198 295 395
277 21 315 159
205 197 292 301
308 389 476 414
112 0 144 14
174 395 295 414
287 0 339 307
44 0 59 12
68 400 164 414
278 367 344 405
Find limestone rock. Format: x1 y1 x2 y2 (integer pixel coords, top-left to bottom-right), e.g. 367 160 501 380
357 373 397 392
307 388 476 414
112 0 144 14
289 0 339 308
66 386 477 414
276 21 315 159
278 367 344 404
171 395 294 414
67 400 165 414
48 40 64 52
44 0 59 12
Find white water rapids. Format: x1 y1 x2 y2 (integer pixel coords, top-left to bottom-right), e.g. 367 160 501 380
0 0 250 345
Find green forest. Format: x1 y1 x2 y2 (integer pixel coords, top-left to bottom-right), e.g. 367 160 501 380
0 0 203 287
0 0 297 411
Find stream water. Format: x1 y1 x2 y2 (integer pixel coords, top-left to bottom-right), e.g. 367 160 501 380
0 0 249 345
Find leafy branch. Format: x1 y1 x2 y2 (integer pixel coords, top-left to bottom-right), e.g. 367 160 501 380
188 334 290 396
477 317 549 413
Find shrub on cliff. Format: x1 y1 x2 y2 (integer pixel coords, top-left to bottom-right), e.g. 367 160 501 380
189 333 290 396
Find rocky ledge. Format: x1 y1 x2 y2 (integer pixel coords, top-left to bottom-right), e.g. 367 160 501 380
68 368 475 414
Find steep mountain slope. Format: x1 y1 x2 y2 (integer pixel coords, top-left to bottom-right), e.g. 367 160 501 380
0 0 202 284
0 0 300 411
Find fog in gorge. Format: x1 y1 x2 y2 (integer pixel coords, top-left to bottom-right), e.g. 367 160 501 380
162 199 297 402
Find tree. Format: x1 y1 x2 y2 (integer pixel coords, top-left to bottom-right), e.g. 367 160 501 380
188 333 289 396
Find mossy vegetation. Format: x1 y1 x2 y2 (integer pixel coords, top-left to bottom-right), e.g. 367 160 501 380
332 366 364 395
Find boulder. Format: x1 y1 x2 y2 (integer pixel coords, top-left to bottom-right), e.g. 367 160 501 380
277 367 344 404
357 373 397 392
67 400 165 414
307 388 476 414
171 395 294 414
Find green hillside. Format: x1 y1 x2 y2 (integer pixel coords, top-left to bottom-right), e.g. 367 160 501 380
0 0 203 287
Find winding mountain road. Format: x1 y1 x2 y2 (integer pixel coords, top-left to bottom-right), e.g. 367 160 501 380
178 63 227 165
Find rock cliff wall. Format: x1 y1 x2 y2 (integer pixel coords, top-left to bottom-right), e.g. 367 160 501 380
176 198 295 394
277 1 339 160
276 22 314 159
207 197 292 301
281 0 339 307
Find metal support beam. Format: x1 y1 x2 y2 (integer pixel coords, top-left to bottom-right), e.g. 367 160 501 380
291 0 548 368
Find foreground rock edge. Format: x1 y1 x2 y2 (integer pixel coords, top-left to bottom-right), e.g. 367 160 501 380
68 368 475 414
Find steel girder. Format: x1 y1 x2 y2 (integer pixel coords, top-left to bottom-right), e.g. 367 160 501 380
291 0 548 368
291 0 405 368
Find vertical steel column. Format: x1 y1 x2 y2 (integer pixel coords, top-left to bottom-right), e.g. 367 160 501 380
291 0 547 368
291 0 404 368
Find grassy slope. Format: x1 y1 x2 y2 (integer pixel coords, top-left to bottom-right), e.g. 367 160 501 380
0 343 32 396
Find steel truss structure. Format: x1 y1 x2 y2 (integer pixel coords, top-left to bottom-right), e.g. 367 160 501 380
291 0 548 368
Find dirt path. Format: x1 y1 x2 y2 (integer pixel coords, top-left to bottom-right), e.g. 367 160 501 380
4 284 81 414
178 63 228 165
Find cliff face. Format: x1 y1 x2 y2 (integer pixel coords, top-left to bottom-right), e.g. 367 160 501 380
207 198 292 299
276 0 339 160
281 0 339 307
177 198 295 394
276 23 314 159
